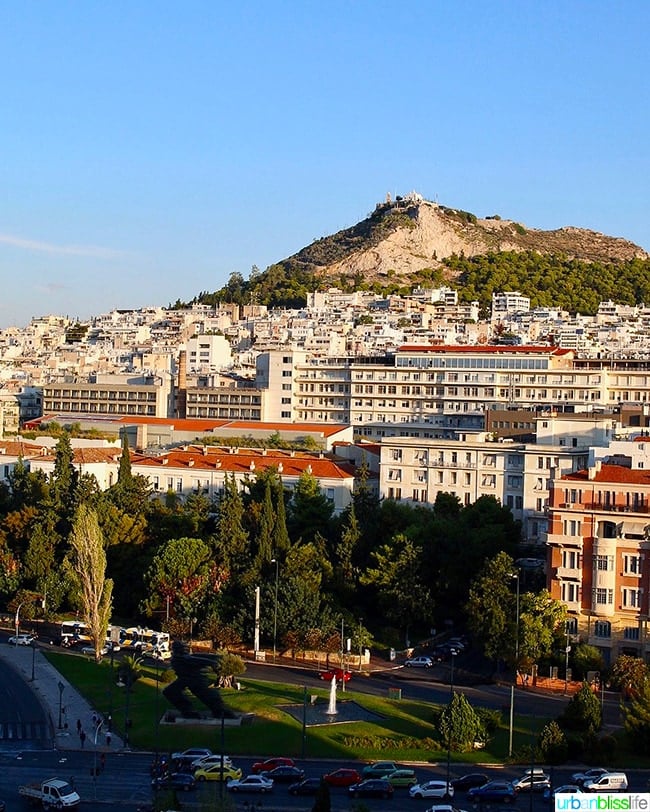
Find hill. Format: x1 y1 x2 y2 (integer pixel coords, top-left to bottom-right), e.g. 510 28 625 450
279 193 648 286
183 193 650 315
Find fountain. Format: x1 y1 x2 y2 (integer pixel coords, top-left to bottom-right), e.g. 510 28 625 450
325 675 338 716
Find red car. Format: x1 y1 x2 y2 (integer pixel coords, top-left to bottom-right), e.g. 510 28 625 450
323 768 362 787
319 668 352 683
251 756 295 774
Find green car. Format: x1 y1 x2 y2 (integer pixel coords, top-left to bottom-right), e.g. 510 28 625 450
382 769 418 788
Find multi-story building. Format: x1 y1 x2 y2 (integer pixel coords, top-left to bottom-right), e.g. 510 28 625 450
42 374 174 419
378 432 588 543
546 460 650 662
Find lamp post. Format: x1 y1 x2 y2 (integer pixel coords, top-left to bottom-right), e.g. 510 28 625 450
57 681 65 730
92 719 103 798
271 558 279 662
445 648 458 796
508 570 520 758
14 601 25 646
564 624 572 695
30 639 36 681
188 616 197 653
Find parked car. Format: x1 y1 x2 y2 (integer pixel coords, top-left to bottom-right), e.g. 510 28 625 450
151 772 196 792
8 634 35 646
322 768 362 787
194 764 242 782
319 668 352 683
227 775 274 793
192 753 233 768
251 756 294 774
172 747 212 762
424 806 462 812
261 765 305 783
451 773 489 792
348 779 394 799
362 760 402 779
81 644 109 656
571 768 609 787
289 778 322 796
382 768 418 788
543 784 582 801
404 655 434 668
583 773 628 792
409 780 454 800
468 781 516 804
512 771 551 793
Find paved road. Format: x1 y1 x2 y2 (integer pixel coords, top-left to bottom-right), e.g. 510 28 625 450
0 653 52 751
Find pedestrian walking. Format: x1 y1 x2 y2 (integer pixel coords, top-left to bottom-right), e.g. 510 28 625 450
107 713 112 732
92 711 98 727
80 729 86 748
105 731 111 747
76 718 82 734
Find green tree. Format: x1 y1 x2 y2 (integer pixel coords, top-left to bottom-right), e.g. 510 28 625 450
559 682 602 734
439 691 482 751
465 551 516 665
288 470 334 544
538 720 568 764
610 654 649 697
571 644 605 681
51 433 79 532
360 533 433 642
622 680 650 754
142 536 222 620
68 504 113 662
518 590 567 666
213 650 246 688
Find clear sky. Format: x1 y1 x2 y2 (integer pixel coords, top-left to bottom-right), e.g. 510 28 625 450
1 1 649 328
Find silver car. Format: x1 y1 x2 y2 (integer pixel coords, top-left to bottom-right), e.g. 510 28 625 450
405 655 434 668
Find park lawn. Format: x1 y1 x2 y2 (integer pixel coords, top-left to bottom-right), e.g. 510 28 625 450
45 651 544 763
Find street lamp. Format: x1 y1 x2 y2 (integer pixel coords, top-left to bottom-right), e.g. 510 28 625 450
508 570 520 758
31 638 36 681
445 648 458 796
271 558 279 662
564 623 572 695
14 600 25 646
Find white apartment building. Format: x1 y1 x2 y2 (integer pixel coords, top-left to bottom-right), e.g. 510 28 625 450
491 291 531 319
378 432 588 544
184 334 232 372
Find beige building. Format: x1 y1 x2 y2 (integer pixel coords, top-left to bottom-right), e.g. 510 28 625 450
42 374 173 419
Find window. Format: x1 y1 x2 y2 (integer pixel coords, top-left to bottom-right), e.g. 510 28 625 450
594 555 612 571
624 627 641 641
562 550 580 569
562 583 580 603
624 554 643 575
622 588 642 608
594 620 611 638
281 411 291 418
565 617 578 635
594 588 613 605
391 449 402 462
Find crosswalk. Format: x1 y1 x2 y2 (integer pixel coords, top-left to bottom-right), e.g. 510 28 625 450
0 721 51 745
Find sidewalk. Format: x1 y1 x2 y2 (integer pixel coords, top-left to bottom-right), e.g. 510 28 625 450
0 640 124 752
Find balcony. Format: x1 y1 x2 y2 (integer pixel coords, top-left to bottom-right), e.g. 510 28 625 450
555 566 581 580
545 532 583 548
585 502 650 514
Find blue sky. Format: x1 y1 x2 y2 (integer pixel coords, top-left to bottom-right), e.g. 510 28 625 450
1 1 649 327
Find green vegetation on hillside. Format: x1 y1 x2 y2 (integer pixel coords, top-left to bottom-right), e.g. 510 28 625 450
174 250 650 317
445 251 650 315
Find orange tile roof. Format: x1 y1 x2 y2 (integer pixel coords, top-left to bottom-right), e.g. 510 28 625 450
132 446 355 479
562 463 650 485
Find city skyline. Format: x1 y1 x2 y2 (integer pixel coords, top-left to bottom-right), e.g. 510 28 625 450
2 1 649 328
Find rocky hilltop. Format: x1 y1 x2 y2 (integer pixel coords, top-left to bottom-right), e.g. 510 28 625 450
279 193 648 286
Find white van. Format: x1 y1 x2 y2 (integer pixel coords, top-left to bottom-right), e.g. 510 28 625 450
583 772 628 792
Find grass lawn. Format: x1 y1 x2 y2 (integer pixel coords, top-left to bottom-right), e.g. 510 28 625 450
45 651 547 763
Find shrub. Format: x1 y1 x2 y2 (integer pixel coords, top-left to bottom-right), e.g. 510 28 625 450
538 720 568 764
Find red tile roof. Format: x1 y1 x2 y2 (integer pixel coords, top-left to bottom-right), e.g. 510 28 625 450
562 463 650 485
